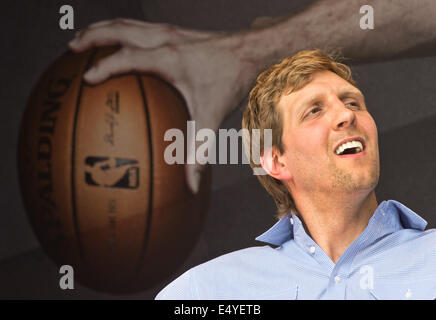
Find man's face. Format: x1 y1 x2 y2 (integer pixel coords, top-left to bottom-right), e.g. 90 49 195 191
277 70 380 196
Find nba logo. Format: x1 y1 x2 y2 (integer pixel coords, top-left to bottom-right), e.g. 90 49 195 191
84 156 139 189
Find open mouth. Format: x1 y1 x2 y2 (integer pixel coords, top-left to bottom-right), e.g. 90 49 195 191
334 139 365 156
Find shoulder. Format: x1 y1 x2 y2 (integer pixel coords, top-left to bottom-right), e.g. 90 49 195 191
363 228 436 274
155 267 196 300
376 227 436 256
396 227 436 248
362 229 436 299
155 245 288 300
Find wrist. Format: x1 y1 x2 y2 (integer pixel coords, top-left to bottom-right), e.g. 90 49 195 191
228 24 299 88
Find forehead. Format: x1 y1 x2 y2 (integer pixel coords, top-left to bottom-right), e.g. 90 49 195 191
278 70 363 115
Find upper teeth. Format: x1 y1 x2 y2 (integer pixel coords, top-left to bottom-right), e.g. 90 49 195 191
335 140 363 155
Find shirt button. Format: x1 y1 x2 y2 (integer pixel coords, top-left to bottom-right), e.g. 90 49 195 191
334 276 341 283
290 217 294 225
405 289 412 298
309 246 316 254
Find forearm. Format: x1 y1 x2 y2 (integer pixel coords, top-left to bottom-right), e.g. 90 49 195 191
233 0 436 92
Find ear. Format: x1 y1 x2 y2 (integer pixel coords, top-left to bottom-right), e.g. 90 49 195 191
260 147 292 180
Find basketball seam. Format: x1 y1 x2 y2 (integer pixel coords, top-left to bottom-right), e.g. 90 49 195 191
136 74 154 276
71 49 98 260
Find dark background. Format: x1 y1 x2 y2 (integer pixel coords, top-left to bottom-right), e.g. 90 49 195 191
1 0 435 299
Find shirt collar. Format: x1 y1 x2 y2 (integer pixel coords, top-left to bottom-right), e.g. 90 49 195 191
255 200 427 246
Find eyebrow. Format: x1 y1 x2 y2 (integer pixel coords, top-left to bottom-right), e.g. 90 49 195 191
338 89 364 100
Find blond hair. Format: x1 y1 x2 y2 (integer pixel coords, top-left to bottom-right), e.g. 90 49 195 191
242 49 357 218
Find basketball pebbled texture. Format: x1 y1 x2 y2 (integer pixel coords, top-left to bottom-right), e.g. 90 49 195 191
17 47 211 294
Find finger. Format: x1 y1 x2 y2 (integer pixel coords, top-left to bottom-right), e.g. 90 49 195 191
87 19 113 29
88 18 152 30
69 23 172 52
109 18 156 28
83 47 177 84
184 121 216 194
69 24 144 51
185 163 204 194
69 28 126 51
83 47 135 83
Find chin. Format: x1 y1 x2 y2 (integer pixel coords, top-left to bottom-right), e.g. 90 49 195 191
331 169 379 194
355 170 379 193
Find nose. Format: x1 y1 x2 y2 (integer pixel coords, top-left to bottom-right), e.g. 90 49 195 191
331 99 356 130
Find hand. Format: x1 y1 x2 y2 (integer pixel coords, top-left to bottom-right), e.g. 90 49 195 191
69 18 250 193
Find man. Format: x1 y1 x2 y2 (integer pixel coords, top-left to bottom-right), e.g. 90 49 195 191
155 49 436 299
69 0 436 194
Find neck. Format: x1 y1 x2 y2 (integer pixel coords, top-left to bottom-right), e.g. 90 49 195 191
292 190 378 264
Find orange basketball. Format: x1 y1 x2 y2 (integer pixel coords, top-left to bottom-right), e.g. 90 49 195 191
17 47 211 294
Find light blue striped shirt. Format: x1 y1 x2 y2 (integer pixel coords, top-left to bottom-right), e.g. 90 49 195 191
156 200 436 299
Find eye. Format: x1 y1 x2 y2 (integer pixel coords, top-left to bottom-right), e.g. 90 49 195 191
309 107 321 115
305 104 322 118
345 101 360 109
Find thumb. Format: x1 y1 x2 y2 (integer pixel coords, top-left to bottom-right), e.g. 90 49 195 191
185 162 204 194
184 120 216 194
